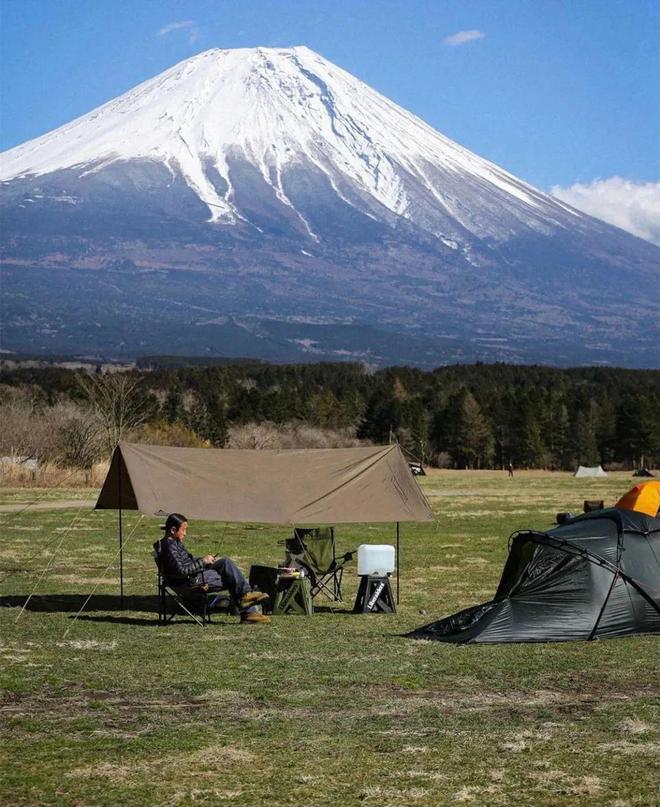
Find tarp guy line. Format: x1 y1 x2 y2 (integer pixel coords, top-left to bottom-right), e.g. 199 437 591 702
63 514 145 638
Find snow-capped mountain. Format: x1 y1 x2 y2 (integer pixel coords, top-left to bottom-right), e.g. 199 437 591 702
1 47 659 367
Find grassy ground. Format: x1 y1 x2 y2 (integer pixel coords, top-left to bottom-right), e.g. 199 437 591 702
1 471 658 807
0 487 96 505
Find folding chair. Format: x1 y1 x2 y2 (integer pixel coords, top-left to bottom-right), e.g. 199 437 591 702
282 528 354 601
153 540 236 627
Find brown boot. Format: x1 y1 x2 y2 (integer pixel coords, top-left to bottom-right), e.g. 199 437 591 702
240 591 270 609
240 611 271 625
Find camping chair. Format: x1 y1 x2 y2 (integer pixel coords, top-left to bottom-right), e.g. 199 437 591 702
281 528 354 601
153 540 236 627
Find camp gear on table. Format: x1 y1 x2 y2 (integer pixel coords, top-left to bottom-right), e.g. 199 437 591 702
409 507 660 643
282 527 354 601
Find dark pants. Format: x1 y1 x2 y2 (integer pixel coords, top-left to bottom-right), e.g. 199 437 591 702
204 556 252 610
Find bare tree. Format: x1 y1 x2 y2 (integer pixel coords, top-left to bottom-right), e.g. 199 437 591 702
50 403 105 479
79 373 151 454
228 421 365 450
0 388 56 460
228 421 280 450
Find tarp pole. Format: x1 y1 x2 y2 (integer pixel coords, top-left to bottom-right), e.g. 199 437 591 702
118 451 124 610
118 507 124 609
396 521 400 604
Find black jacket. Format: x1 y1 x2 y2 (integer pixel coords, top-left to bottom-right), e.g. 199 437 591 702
159 537 207 587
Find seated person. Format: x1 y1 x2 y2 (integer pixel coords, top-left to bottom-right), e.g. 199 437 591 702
159 513 270 625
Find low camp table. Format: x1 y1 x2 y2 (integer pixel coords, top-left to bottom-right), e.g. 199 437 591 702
249 565 313 615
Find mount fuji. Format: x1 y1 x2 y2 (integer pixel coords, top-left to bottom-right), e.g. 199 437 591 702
1 46 658 367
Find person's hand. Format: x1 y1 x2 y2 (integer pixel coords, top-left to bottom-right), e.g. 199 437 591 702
202 554 215 566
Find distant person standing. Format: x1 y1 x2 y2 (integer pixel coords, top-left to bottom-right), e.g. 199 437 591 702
508 462 514 478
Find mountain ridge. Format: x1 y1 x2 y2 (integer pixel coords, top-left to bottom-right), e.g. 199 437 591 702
1 46 659 367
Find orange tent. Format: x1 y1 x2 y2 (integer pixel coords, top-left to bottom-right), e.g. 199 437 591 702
615 480 660 517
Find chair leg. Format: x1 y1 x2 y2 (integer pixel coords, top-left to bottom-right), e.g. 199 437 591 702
158 581 167 624
165 587 207 627
312 576 338 601
335 568 344 602
175 596 207 627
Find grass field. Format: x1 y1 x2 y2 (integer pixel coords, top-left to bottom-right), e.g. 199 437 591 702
1 471 658 807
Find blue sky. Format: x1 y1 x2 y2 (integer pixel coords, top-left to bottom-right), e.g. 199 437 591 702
1 0 658 193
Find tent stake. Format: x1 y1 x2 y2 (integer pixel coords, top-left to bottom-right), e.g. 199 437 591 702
396 521 400 604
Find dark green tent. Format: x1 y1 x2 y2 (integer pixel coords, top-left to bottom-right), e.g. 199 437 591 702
410 509 660 643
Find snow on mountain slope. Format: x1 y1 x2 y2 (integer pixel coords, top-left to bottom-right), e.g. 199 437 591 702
0 46 581 238
2 46 659 367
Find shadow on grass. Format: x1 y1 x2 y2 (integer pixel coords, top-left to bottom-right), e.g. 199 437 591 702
1 593 158 613
2 594 241 627
72 614 162 626
311 604 356 615
2 594 390 628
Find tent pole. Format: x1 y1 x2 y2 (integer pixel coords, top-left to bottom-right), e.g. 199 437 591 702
118 507 124 609
118 452 124 610
396 521 400 605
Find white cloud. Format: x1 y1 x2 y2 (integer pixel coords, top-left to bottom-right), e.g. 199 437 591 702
443 30 485 47
158 20 200 44
158 20 194 36
158 20 201 45
551 177 660 246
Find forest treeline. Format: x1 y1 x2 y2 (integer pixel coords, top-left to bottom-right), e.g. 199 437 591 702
1 361 658 470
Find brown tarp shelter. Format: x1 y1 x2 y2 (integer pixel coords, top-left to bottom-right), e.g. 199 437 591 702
96 442 434 604
96 442 434 523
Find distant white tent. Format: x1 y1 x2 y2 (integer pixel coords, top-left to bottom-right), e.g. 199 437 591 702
574 465 607 478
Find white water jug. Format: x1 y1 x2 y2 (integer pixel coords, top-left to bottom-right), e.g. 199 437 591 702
357 544 395 576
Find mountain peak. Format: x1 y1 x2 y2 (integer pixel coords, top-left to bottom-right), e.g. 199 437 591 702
0 44 567 233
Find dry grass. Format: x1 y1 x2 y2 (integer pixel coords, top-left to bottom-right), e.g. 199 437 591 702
0 460 109 488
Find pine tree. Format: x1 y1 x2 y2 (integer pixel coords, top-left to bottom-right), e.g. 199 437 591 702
163 389 182 424
574 408 600 466
616 392 660 467
518 416 546 468
515 395 546 468
449 389 495 469
549 401 572 469
597 395 617 465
